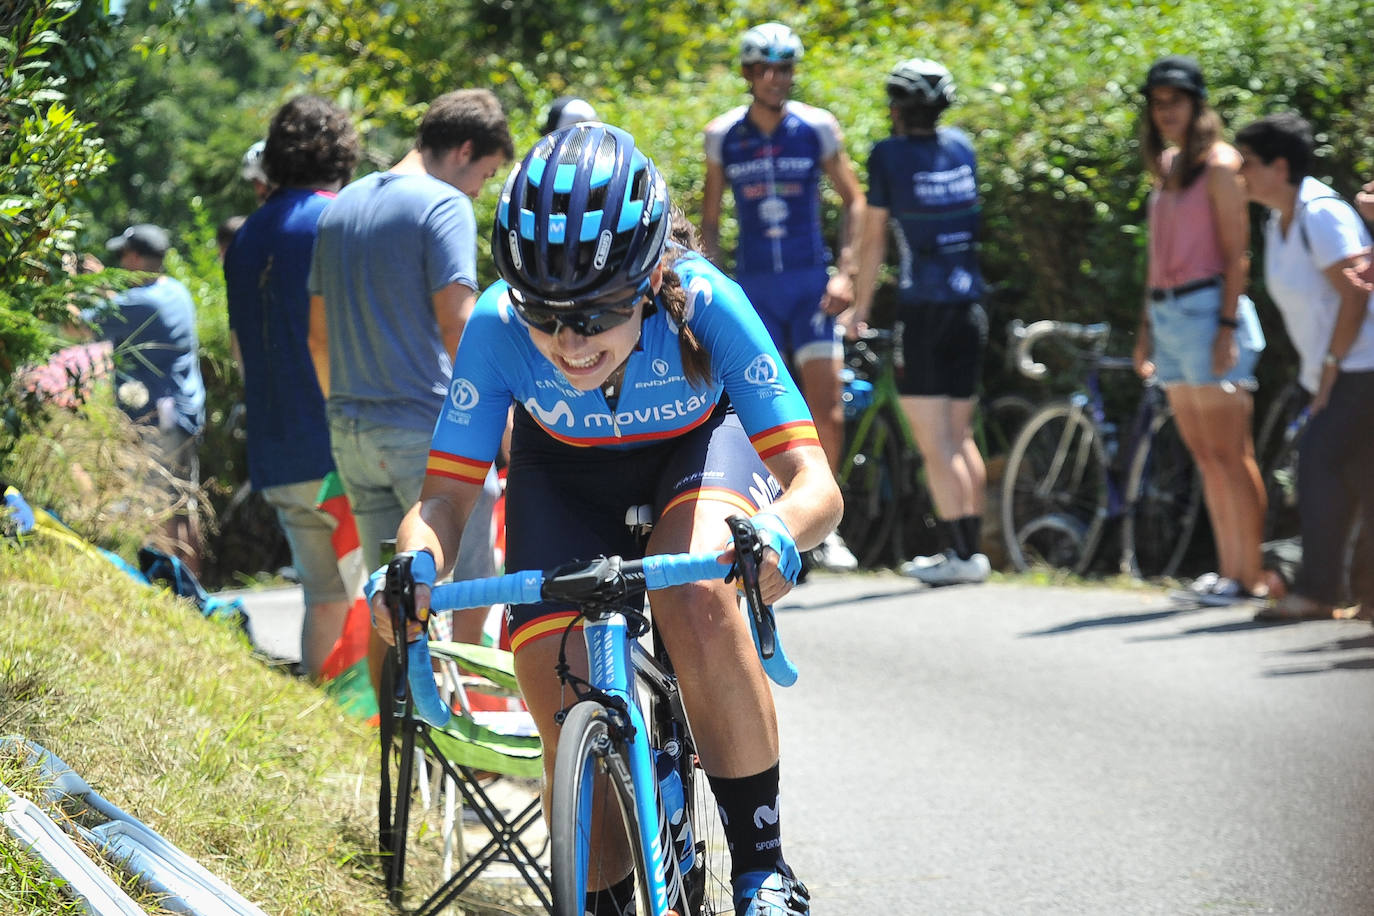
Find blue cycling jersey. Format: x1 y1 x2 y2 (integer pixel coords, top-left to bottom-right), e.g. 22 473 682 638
704 102 843 274
427 253 820 483
866 126 985 304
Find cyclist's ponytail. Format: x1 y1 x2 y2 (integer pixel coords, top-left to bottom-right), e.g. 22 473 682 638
659 209 712 388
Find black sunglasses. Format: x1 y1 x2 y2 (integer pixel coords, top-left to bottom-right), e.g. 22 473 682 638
511 286 647 337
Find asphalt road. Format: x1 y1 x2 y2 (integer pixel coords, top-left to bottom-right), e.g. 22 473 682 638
230 574 1374 915
771 574 1374 916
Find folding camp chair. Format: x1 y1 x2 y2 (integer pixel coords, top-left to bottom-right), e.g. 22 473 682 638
379 639 551 915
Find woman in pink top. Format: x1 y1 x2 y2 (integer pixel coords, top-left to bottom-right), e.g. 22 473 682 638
1132 55 1267 605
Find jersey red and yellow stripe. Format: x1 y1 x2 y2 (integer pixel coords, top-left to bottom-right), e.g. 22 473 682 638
750 420 820 460
426 450 491 486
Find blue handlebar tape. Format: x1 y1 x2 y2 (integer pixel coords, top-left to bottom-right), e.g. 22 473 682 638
406 637 452 727
430 569 547 611
640 552 731 590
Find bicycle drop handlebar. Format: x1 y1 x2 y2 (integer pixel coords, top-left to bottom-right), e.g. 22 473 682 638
1007 318 1112 381
385 515 798 727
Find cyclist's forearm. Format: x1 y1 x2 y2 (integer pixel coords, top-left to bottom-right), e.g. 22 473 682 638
760 446 843 551
853 207 889 321
395 481 481 578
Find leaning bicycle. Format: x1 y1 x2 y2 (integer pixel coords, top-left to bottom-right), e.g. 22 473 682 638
384 515 793 916
1001 319 1205 578
838 326 1034 569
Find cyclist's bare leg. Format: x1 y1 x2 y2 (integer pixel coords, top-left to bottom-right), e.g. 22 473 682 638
645 497 780 777
901 394 984 520
1167 384 1265 591
513 634 636 888
798 355 845 476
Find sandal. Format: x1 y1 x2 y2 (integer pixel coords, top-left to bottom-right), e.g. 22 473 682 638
1253 593 1335 623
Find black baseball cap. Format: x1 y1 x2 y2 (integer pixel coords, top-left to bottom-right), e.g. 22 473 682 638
105 223 171 258
1142 55 1207 99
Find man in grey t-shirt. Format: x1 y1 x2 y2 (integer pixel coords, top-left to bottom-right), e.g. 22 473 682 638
308 90 512 693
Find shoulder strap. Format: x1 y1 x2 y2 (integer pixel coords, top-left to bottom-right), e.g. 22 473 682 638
1298 192 1355 256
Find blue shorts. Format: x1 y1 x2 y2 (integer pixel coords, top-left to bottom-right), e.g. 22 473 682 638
736 266 842 366
501 403 781 653
1149 286 1264 389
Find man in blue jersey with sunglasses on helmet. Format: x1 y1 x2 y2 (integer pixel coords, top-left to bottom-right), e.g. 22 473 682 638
703 21 866 575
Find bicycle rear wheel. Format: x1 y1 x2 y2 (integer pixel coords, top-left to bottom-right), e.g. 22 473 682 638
1001 402 1109 574
839 406 927 568
1122 406 1203 579
551 701 654 916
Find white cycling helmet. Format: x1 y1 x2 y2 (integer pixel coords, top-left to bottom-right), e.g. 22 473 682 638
739 22 803 66
886 58 956 107
240 139 267 183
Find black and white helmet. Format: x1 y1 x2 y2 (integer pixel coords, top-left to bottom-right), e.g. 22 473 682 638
739 22 803 66
886 58 956 107
240 140 267 183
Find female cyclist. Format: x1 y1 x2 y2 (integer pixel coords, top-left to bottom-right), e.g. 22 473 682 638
1133 55 1267 604
372 123 836 916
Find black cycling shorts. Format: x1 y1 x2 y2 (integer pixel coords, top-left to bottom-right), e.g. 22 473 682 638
501 402 781 654
896 301 987 399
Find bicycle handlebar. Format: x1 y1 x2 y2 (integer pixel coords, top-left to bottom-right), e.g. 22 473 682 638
386 517 798 727
1007 319 1112 381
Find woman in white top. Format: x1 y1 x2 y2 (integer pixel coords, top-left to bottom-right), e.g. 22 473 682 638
1235 112 1374 620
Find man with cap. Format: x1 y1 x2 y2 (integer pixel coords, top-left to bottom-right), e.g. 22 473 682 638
88 223 206 573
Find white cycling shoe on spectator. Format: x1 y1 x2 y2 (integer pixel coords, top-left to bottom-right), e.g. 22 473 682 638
808 531 858 572
900 549 990 585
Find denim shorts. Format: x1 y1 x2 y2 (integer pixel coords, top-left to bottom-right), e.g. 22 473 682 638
261 479 350 606
1149 285 1264 389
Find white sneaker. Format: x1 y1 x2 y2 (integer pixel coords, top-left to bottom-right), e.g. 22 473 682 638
900 550 990 585
809 531 858 572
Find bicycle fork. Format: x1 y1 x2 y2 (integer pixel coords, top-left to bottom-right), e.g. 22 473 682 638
583 617 685 915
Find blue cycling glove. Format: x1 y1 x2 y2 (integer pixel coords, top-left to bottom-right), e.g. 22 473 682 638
364 548 437 635
749 512 801 585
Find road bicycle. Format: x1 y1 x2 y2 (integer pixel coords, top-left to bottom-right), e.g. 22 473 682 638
837 326 1035 569
1000 319 1205 579
383 515 792 916
1253 379 1310 542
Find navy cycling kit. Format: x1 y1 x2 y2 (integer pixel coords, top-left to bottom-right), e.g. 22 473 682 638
867 126 988 397
705 101 846 363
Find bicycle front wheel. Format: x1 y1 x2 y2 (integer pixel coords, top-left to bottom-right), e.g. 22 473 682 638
1001 402 1109 574
1122 406 1203 579
551 701 654 916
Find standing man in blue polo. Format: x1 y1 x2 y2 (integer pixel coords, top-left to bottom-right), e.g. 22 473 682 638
308 89 513 696
225 95 360 679
92 223 206 574
702 21 866 573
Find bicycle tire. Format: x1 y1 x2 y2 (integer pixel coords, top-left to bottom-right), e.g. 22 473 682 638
838 406 922 568
1122 406 1203 579
1255 382 1308 542
1001 402 1109 574
551 700 655 916
980 393 1037 459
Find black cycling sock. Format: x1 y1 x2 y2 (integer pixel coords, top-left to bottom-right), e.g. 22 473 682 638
939 518 972 560
960 515 983 556
708 762 785 879
585 871 635 915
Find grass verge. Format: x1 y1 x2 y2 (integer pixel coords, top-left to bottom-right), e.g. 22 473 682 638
0 539 392 915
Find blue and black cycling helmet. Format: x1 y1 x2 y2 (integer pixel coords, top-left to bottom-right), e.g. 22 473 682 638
739 22 803 66
492 123 670 307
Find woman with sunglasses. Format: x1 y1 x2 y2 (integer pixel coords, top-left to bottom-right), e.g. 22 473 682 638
374 123 837 916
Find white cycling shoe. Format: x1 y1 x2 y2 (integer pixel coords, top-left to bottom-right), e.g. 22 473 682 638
736 867 811 916
899 549 990 585
808 531 859 572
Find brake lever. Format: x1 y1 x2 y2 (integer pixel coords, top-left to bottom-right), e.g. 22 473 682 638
384 554 415 704
726 514 776 659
